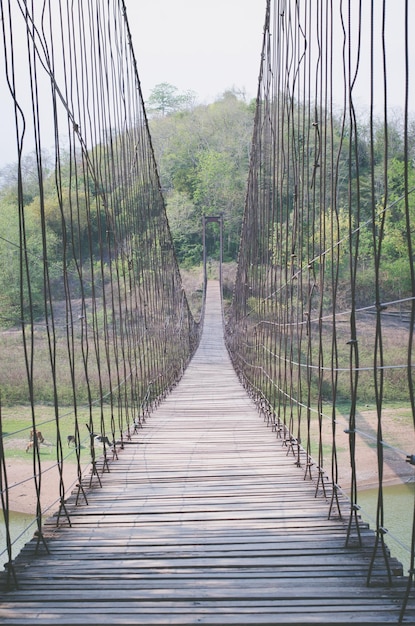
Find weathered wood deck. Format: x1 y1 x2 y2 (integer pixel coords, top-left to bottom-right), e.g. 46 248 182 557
0 281 413 624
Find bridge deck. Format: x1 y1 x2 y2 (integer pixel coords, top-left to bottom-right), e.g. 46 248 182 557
0 281 413 624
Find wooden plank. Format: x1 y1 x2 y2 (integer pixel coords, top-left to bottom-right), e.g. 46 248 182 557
0 281 413 624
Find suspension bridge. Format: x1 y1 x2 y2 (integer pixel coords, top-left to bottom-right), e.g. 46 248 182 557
0 280 409 624
1 0 415 623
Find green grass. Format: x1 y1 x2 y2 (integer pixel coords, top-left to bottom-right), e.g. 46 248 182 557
1 404 118 464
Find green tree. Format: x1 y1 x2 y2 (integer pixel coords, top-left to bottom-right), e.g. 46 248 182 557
148 89 255 263
147 83 196 117
382 158 415 260
165 190 201 266
0 197 61 326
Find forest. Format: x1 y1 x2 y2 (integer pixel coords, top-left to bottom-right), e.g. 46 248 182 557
0 83 414 328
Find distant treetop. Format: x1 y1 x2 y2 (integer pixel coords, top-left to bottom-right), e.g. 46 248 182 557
146 83 197 116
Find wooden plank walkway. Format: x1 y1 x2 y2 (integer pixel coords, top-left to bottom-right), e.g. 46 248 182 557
0 280 414 624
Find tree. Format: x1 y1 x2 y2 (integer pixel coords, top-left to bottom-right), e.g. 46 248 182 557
0 151 53 205
0 196 61 326
148 89 255 263
165 190 201 266
146 83 196 117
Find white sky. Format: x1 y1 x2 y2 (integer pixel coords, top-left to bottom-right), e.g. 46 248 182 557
0 1 414 169
0 0 266 169
125 0 414 115
125 0 266 105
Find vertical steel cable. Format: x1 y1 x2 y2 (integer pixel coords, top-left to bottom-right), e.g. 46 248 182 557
0 0 200 575
366 0 392 586
225 6 415 615
343 0 361 546
327 0 342 519
23 0 57 544
399 0 415 617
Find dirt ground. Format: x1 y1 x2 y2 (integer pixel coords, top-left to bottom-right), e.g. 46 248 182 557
5 406 414 516
5 457 80 516
333 406 415 494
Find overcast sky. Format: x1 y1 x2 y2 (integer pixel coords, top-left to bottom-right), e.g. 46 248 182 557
125 0 266 105
0 1 266 169
125 0 414 113
0 1 413 170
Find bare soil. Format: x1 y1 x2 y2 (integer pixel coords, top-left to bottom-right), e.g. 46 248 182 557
334 406 415 493
5 457 79 516
5 405 414 516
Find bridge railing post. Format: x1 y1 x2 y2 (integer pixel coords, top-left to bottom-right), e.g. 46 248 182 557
202 214 223 289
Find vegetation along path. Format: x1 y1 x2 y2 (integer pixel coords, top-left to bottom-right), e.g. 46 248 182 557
0 281 413 624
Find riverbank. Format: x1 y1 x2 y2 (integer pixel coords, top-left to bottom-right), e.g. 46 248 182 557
333 405 415 494
5 410 415 516
5 458 80 516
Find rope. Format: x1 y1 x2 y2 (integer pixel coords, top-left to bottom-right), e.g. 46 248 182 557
0 0 200 585
224 1 415 618
1 0 415 619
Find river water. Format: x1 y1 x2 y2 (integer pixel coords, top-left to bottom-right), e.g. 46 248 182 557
0 511 39 564
357 482 415 575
